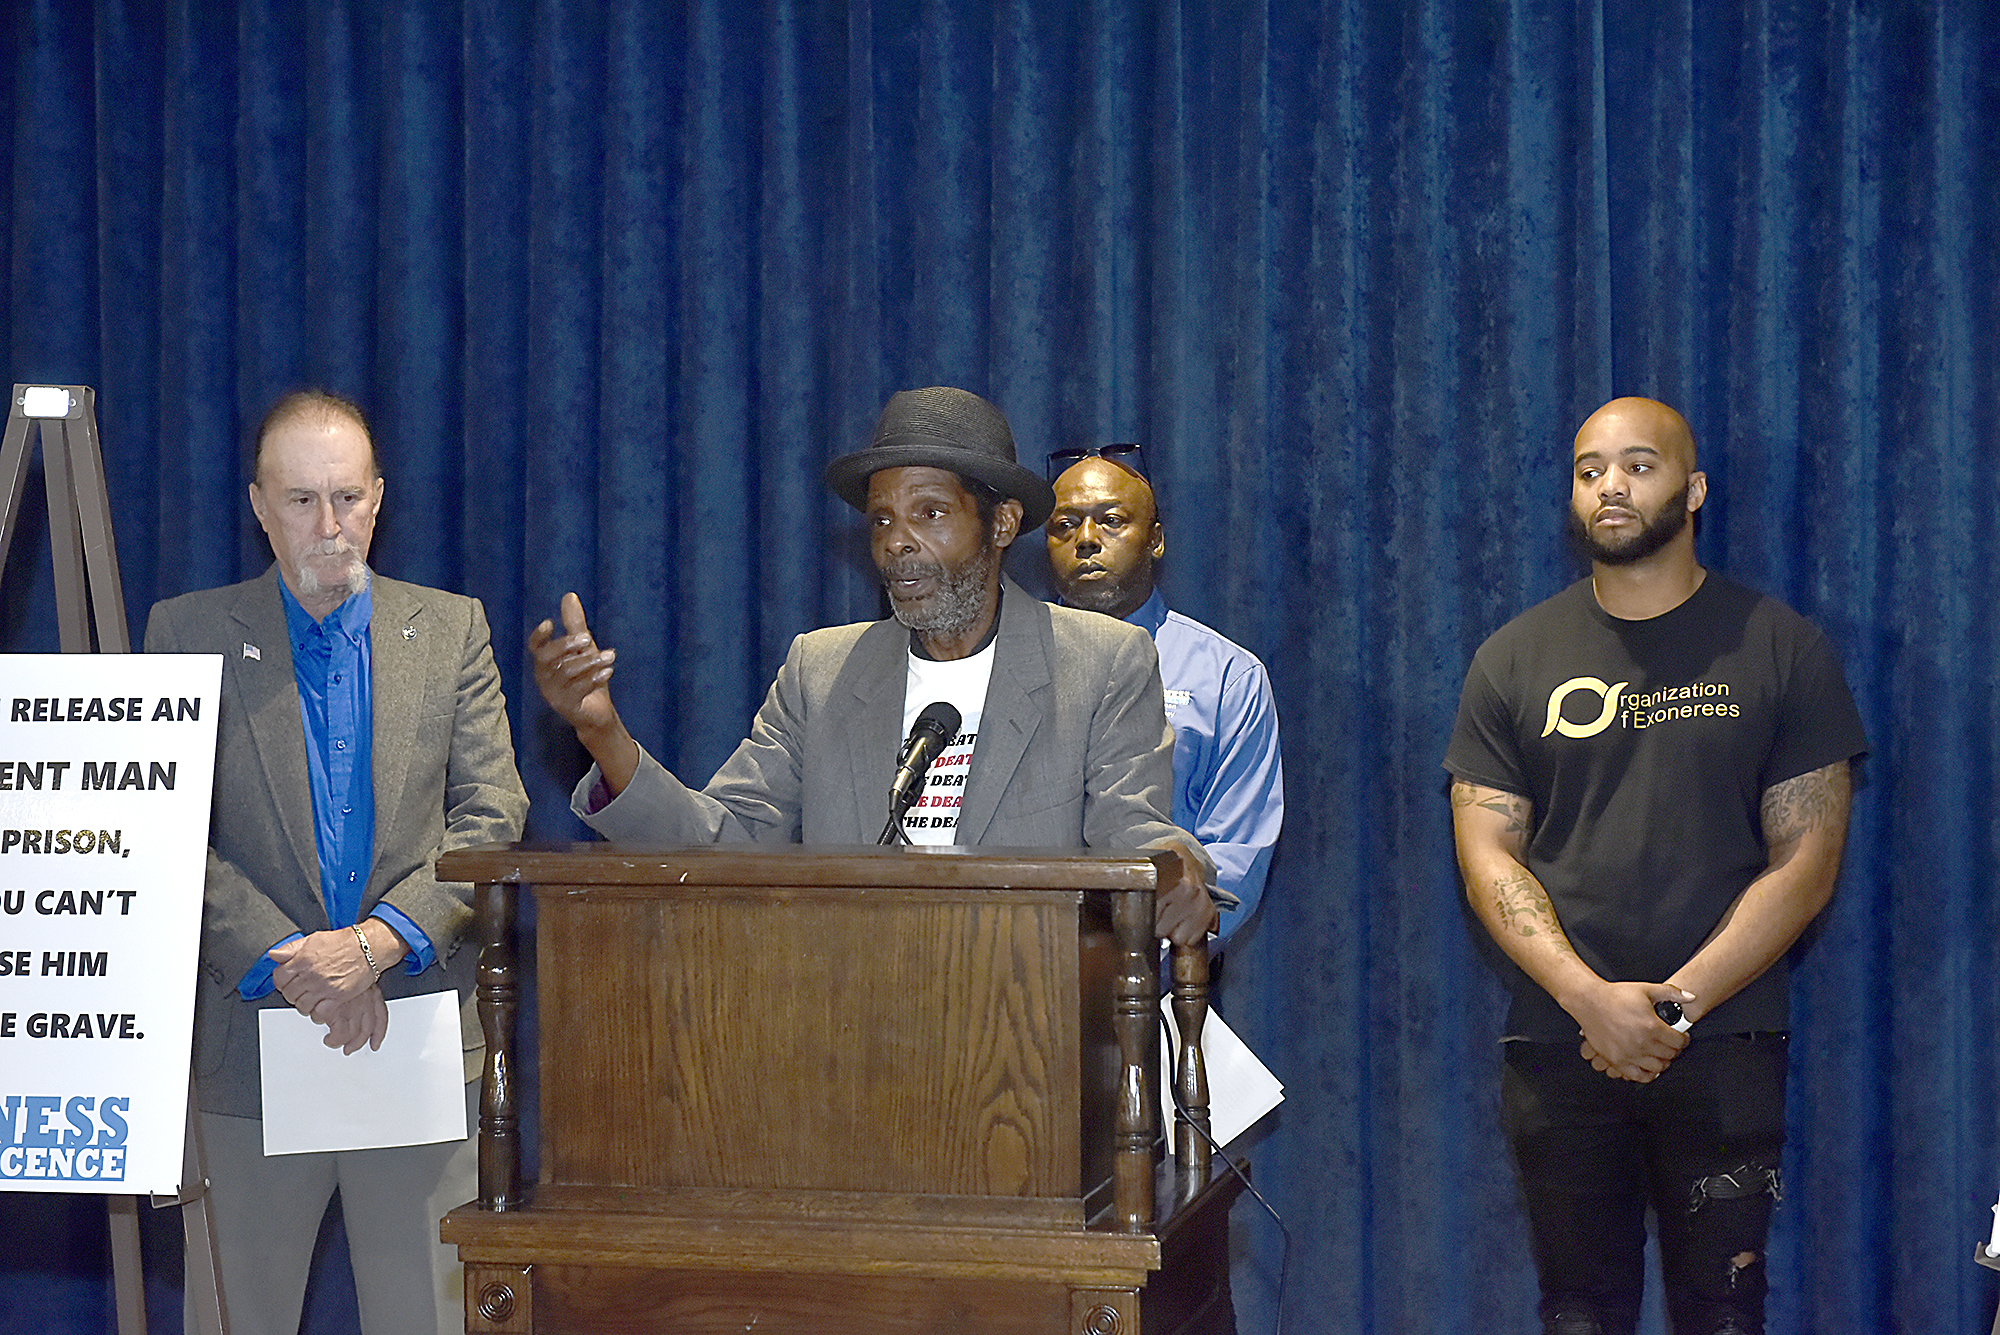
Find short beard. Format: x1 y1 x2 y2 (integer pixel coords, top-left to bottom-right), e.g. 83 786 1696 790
297 541 371 601
1059 565 1149 618
1566 481 1690 566
1061 580 1127 615
883 540 1001 639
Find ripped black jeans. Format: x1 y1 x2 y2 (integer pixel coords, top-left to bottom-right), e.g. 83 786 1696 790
1502 1034 1789 1335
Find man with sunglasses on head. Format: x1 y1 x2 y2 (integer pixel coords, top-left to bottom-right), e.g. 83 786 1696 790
1045 444 1283 949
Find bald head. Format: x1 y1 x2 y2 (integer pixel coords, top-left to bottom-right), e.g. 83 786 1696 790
1046 457 1164 618
1567 396 1705 570
1574 397 1696 473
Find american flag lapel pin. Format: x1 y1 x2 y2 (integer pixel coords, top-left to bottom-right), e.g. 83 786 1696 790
243 643 261 661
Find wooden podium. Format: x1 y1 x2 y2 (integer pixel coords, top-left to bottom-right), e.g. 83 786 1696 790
437 844 1240 1335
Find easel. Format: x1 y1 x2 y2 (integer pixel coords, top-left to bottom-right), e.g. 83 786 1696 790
0 385 228 1334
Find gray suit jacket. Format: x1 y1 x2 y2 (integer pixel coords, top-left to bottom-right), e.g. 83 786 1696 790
144 567 528 1117
576 577 1194 856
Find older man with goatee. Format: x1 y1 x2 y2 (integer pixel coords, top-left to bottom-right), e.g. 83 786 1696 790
145 389 527 1334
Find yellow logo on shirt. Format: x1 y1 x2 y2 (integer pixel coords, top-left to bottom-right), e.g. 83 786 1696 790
1541 677 1629 739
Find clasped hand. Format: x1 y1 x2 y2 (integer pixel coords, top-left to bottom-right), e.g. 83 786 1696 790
312 986 390 1055
1572 980 1695 1082
270 928 388 1054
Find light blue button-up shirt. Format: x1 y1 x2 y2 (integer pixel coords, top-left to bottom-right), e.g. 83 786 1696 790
1126 589 1284 948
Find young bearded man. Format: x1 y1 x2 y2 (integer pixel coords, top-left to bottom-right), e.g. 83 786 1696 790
1444 397 1867 1335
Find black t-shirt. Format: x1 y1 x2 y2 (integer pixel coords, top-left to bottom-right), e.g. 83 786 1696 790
1444 572 1868 1040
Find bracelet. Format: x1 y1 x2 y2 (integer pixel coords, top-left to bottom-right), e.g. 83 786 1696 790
352 923 380 978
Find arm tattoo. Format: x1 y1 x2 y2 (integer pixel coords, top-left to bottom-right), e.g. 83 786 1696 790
1477 791 1529 837
1452 782 1565 952
1760 761 1852 856
1491 867 1574 954
1451 781 1533 848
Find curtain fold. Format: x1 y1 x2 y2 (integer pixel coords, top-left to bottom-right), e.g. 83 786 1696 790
1 2 1993 1331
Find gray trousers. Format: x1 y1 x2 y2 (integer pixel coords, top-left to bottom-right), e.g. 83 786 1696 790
186 1083 478 1335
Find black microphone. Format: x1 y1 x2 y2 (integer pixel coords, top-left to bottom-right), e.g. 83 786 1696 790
884 701 962 831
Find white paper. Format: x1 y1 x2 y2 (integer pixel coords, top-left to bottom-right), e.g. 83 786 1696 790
258 991 467 1155
1160 998 1284 1151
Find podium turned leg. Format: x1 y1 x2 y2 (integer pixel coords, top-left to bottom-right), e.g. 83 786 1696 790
1169 941 1211 1179
473 880 522 1211
1112 885 1158 1232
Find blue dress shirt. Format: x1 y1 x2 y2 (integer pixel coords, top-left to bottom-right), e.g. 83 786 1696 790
236 580 433 998
1127 589 1284 947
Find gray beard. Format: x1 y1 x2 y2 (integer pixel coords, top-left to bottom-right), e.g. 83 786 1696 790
299 555 371 602
884 541 1000 640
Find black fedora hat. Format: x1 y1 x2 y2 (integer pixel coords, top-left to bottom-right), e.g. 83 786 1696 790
825 387 1056 529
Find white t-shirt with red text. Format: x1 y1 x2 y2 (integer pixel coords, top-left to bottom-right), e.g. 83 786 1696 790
898 642 996 844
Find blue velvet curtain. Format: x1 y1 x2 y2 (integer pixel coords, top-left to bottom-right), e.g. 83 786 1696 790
1 1 1993 1331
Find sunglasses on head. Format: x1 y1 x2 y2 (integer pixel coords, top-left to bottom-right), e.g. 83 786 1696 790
1047 442 1147 481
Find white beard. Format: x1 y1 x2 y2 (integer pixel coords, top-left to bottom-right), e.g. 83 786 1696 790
296 542 371 602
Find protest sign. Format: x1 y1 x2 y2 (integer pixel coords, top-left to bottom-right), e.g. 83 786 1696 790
0 654 221 1195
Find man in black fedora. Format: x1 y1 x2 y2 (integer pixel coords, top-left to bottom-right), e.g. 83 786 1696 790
532 385 1217 943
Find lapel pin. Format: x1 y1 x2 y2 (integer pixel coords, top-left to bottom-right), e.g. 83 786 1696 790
402 625 416 641
243 643 261 661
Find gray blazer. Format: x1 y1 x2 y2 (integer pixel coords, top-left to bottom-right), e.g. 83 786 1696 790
144 567 528 1116
575 577 1193 856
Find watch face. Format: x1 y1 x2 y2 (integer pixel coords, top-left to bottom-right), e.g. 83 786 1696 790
1653 999 1684 1026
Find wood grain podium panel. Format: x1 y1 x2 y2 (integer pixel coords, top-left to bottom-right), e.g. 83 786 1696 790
536 886 1081 1204
439 844 1230 1335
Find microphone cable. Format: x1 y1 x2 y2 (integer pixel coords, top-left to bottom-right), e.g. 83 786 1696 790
1158 1008 1291 1335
